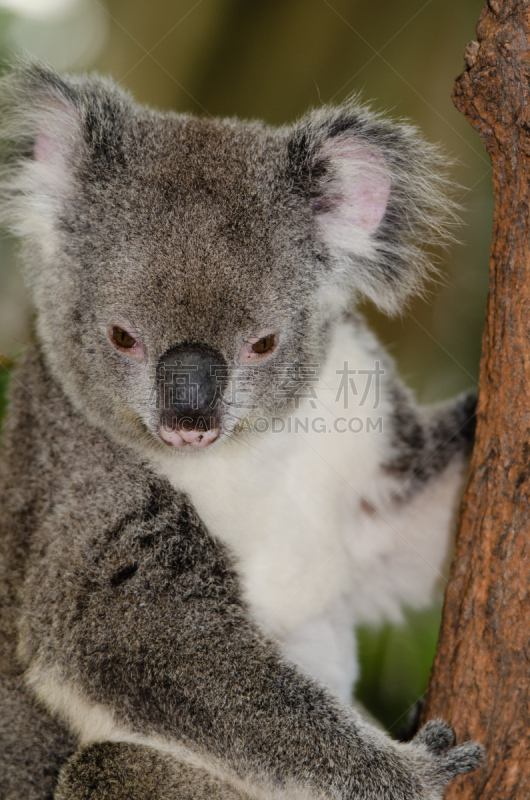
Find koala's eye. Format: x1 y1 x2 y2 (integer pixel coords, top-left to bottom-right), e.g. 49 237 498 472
240 330 279 363
109 322 146 362
112 326 137 349
251 335 276 355
239 328 280 364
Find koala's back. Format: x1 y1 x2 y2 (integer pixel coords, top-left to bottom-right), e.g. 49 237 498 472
0 351 83 794
0 349 57 673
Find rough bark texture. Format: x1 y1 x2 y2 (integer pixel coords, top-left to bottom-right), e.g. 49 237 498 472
420 1 530 798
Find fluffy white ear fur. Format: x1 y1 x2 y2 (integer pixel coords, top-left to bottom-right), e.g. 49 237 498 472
313 138 391 255
0 78 83 246
296 104 458 315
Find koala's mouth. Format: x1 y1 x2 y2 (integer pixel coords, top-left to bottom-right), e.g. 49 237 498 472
159 423 220 450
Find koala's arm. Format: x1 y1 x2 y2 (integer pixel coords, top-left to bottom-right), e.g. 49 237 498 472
6 379 479 800
384 388 476 488
54 741 255 800
23 491 480 800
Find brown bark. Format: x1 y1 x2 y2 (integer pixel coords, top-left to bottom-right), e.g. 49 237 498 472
420 1 530 798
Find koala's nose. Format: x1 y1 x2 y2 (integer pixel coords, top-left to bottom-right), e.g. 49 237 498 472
156 343 227 440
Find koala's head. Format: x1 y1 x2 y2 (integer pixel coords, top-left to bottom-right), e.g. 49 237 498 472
0 61 454 453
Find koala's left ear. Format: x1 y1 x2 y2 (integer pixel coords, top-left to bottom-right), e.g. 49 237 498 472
0 58 131 244
287 104 457 314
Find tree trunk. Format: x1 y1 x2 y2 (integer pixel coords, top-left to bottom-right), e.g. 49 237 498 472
420 1 530 797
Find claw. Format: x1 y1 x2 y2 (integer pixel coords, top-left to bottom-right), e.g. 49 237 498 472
440 741 485 778
414 720 456 755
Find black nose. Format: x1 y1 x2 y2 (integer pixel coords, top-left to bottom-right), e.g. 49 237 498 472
156 343 227 430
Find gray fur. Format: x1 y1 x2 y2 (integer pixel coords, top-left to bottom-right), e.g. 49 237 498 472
55 743 252 800
383 385 476 490
0 60 482 799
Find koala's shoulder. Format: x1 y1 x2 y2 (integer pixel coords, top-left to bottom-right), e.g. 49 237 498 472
1 347 182 535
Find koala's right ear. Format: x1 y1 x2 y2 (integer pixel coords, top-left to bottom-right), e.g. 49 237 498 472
0 60 129 240
287 103 458 314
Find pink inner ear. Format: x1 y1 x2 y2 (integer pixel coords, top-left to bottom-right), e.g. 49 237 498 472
316 138 391 234
33 133 57 163
345 171 391 232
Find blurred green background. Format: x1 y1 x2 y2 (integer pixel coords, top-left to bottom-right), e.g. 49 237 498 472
0 0 491 732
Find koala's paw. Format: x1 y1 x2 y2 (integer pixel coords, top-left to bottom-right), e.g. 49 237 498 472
407 719 484 797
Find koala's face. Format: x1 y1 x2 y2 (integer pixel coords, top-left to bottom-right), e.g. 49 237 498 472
1 64 452 452
62 117 330 451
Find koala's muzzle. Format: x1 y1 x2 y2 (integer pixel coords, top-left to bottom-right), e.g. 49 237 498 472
156 343 227 449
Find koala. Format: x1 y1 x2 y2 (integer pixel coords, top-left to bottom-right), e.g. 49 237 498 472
0 61 483 800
